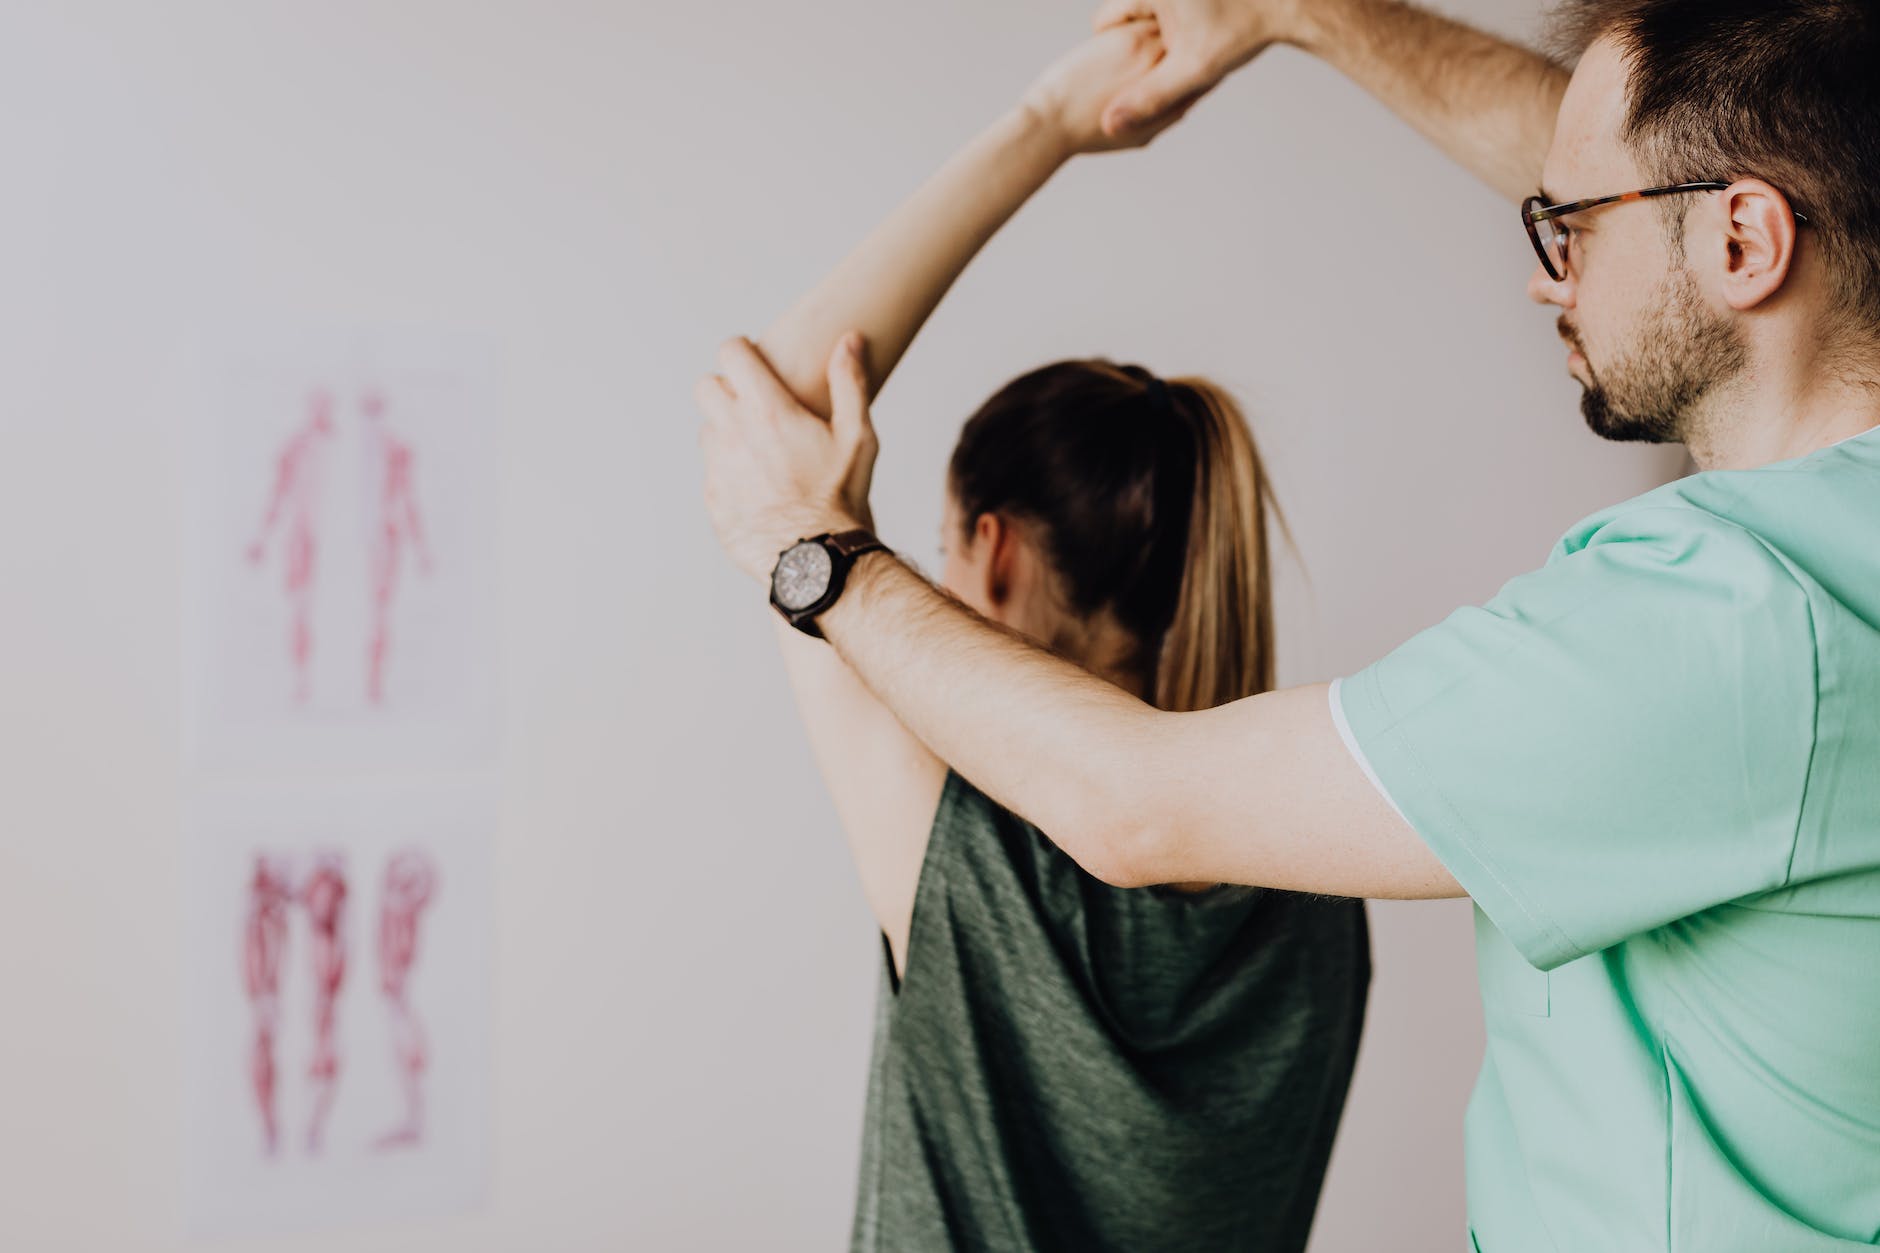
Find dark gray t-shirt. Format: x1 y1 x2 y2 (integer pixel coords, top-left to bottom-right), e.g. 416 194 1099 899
852 771 1370 1253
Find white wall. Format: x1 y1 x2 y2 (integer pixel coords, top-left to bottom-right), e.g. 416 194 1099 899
0 1 1685 1249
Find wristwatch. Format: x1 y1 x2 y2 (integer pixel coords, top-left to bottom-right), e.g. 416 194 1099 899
770 529 889 638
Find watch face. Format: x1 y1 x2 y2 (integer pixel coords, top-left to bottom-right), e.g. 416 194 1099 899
773 541 834 611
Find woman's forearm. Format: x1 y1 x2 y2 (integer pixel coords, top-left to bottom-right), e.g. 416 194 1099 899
745 98 1082 963
756 104 1074 414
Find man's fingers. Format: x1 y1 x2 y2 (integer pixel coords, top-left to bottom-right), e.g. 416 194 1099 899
714 337 796 415
1102 57 1209 135
826 332 873 445
1093 0 1152 33
692 374 734 425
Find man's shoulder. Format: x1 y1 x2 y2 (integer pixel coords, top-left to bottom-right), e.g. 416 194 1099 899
1551 485 1782 569
1547 438 1880 631
1491 482 1817 647
1558 431 1880 561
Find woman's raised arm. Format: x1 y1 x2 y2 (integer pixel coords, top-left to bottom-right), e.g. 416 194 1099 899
737 22 1194 976
755 19 1187 414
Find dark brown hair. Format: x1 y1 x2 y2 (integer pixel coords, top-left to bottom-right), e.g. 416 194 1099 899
947 360 1283 713
1548 0 1880 339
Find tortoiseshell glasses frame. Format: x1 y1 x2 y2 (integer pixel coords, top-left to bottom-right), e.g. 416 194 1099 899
1521 181 1811 281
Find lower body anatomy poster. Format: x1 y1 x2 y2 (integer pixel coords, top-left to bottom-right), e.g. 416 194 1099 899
184 782 493 1236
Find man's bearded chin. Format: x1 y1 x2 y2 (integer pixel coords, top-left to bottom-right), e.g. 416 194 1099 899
1580 378 1674 444
1567 271 1746 446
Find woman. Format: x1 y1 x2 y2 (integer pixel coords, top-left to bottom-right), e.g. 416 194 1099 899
731 22 1368 1252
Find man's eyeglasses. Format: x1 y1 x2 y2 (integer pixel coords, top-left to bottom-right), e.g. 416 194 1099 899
1521 181 1812 282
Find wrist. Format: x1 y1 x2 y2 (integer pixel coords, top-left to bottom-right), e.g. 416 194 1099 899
814 546 897 641
1288 0 1363 59
758 510 868 580
1006 99 1080 169
769 527 892 641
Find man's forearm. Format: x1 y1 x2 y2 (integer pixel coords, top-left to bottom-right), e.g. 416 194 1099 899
1294 0 1567 203
821 551 1162 885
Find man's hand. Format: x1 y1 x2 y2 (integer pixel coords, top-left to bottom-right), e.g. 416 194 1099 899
1097 0 1566 202
696 333 878 583
1020 20 1202 155
1092 0 1305 134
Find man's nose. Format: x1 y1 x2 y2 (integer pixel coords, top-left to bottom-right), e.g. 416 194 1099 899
1528 260 1574 308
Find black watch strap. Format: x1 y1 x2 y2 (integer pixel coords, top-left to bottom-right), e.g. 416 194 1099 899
823 528 887 561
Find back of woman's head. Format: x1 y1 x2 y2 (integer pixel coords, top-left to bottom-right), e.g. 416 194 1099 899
947 359 1283 712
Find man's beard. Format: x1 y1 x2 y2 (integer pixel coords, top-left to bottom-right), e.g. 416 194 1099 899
1564 266 1746 445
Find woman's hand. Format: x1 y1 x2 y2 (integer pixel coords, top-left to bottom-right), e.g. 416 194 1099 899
1019 20 1201 156
697 333 879 583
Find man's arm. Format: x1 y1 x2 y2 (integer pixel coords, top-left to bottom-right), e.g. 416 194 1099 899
1296 0 1567 203
820 551 1463 898
701 334 1462 900
1095 0 1568 204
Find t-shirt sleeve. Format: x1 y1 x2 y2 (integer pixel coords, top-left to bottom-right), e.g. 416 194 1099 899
1336 505 1817 971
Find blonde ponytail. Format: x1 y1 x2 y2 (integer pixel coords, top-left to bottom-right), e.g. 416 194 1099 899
1152 379 1282 713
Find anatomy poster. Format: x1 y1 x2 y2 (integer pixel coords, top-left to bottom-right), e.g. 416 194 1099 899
187 328 501 768
184 784 493 1236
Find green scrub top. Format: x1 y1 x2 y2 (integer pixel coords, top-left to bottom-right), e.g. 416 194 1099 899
1335 426 1880 1251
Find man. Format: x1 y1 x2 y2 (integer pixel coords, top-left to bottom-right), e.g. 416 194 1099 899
696 0 1880 1247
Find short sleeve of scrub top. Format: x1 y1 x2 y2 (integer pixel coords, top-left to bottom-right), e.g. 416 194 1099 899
1334 504 1818 972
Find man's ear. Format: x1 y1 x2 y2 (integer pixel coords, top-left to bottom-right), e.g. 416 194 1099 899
1716 179 1802 312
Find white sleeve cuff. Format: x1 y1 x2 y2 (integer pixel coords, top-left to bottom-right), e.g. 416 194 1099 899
1328 678 1410 823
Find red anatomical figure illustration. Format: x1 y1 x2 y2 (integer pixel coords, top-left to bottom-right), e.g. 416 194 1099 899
247 390 336 705
301 852 349 1155
241 854 296 1156
374 848 440 1149
361 390 432 707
